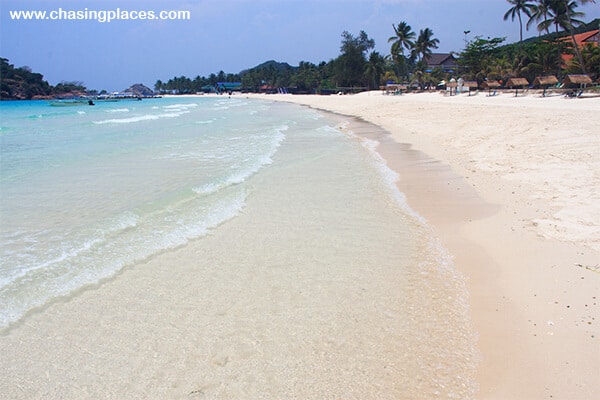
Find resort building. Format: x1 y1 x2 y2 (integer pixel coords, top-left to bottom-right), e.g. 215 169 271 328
424 53 458 73
560 29 599 64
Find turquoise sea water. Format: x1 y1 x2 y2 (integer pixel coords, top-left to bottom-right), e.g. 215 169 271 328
0 97 290 328
0 96 477 397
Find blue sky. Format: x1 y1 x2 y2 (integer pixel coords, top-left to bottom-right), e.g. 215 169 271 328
2 0 599 91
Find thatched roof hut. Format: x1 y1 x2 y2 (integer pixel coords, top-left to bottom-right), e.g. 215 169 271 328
533 76 559 86
506 78 529 87
506 78 529 96
383 83 407 95
461 81 479 96
481 80 501 89
563 74 593 85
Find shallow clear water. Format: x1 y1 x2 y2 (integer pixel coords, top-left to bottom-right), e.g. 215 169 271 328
0 97 291 328
0 96 477 398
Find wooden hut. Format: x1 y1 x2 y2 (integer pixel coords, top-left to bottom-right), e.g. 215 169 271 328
533 76 559 97
383 83 407 95
446 80 458 96
563 74 593 86
463 81 478 96
533 76 559 86
562 75 593 97
506 77 529 96
481 80 501 96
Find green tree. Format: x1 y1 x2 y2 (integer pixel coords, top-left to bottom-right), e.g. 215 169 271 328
0 58 53 99
364 51 386 89
292 61 321 92
458 36 506 79
334 30 375 87
388 21 415 79
388 21 415 57
527 0 555 35
537 0 585 33
504 0 535 42
567 43 600 77
558 0 596 74
412 28 439 62
522 42 563 75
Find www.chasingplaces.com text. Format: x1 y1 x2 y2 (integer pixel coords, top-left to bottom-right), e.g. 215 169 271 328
9 8 191 23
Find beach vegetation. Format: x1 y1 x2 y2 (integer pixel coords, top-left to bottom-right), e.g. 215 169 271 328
566 43 600 75
412 28 441 62
0 58 52 99
333 30 375 88
388 21 416 80
365 51 386 90
506 0 597 74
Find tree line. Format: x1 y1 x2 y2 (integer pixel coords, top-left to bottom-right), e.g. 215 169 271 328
156 0 597 94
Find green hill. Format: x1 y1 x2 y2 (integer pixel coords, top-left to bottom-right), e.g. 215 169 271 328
0 58 52 100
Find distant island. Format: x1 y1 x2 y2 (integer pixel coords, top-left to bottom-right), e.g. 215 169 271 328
0 58 155 100
1 15 598 100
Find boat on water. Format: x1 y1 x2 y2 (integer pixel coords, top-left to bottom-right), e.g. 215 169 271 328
48 98 94 106
48 96 146 106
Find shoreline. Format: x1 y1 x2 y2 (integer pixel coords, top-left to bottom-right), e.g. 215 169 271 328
1 93 598 398
0 98 480 399
245 91 600 399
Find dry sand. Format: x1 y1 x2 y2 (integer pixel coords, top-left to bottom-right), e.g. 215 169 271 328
246 90 600 399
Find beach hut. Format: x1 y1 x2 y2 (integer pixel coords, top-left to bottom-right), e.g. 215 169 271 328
463 81 478 96
481 80 501 96
563 74 593 87
506 78 529 97
562 75 593 97
533 76 559 97
446 80 458 96
384 83 407 95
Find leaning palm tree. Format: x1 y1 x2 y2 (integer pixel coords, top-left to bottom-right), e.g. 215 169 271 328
504 0 535 42
567 43 599 77
412 28 440 62
559 0 596 75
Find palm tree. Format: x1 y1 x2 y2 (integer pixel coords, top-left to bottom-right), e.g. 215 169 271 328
388 21 415 57
527 0 554 35
412 28 440 62
364 51 386 89
567 44 599 77
537 0 585 33
504 0 535 42
559 0 596 75
388 22 415 79
523 44 563 75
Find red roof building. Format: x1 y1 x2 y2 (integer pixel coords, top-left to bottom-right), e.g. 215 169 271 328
560 29 599 64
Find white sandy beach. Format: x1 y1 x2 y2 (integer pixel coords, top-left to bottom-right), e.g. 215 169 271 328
246 90 600 399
